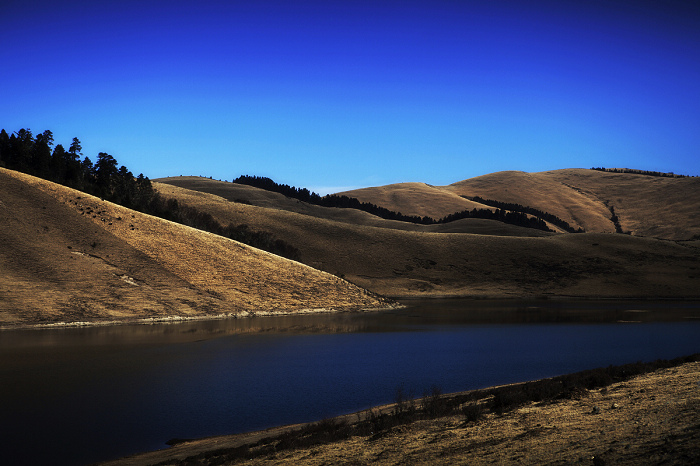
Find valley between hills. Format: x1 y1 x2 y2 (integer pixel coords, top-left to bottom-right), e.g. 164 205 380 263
1 166 700 328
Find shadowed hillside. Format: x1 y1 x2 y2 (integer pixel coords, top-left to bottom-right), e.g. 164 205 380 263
154 177 700 299
0 169 393 328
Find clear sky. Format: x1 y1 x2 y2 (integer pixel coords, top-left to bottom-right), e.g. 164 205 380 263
2 0 699 193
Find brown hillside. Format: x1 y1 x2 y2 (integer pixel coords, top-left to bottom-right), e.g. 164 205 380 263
342 169 700 240
446 170 614 233
152 180 700 299
155 177 543 236
539 169 700 240
0 169 392 328
343 171 612 233
339 182 489 219
158 176 307 211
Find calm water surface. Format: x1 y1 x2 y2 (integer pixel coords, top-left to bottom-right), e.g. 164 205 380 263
1 299 699 465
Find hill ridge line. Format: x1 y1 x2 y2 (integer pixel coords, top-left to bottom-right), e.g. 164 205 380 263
0 168 395 328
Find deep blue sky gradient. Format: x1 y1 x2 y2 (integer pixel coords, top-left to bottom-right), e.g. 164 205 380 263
2 0 698 192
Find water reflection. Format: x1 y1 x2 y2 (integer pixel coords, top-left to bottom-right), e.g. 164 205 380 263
397 298 700 325
1 299 699 466
3 299 699 351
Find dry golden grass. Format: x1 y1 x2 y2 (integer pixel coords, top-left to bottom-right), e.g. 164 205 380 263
341 169 700 240
156 177 509 234
6 166 696 327
155 177 700 300
340 182 490 219
538 169 700 240
0 169 392 328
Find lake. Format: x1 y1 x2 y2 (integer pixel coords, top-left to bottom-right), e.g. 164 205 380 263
1 299 699 465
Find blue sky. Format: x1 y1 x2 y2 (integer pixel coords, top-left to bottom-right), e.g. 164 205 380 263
2 0 699 193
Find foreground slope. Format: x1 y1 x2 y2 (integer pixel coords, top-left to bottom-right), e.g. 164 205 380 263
154 179 700 299
105 361 700 466
0 169 391 328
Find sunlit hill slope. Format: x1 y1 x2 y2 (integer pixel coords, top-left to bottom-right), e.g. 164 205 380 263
340 169 700 240
156 169 700 299
0 168 392 328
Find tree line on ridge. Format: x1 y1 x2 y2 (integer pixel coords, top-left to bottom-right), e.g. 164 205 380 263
0 128 301 260
468 196 583 233
590 167 694 178
233 175 566 232
0 126 595 262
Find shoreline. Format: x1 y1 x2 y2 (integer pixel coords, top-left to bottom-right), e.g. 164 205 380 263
388 293 700 301
0 303 404 331
101 355 700 465
4 295 700 331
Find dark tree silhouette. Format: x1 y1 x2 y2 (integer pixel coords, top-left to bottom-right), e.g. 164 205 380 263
0 128 301 261
233 175 557 232
0 129 10 166
69 137 82 156
590 167 693 178
94 152 118 197
469 196 583 233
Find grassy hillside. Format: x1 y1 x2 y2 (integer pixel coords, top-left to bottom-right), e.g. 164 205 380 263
0 169 393 328
154 177 700 299
341 168 700 240
156 176 547 236
539 169 700 240
339 182 489 220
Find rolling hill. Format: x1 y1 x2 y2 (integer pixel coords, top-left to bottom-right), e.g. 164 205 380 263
340 168 700 240
155 172 700 300
3 165 698 328
0 168 393 328
339 181 488 220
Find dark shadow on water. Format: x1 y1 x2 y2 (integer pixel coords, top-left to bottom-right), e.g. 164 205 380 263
1 299 699 466
394 298 700 325
3 299 699 351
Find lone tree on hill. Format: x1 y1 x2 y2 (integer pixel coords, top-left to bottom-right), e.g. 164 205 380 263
94 152 118 198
